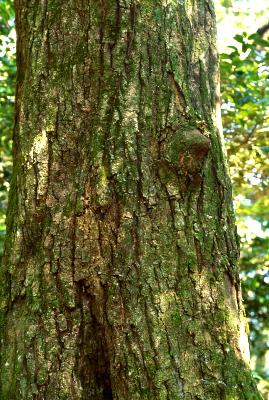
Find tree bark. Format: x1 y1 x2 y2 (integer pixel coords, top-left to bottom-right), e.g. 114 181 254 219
0 1 261 399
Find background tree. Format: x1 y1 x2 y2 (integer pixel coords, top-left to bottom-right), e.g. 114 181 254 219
0 1 262 399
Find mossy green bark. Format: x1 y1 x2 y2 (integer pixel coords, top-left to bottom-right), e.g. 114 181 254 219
0 0 261 399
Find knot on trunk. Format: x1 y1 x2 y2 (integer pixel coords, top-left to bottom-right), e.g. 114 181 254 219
162 128 211 176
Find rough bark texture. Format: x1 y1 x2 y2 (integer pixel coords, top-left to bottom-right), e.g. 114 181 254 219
0 1 261 399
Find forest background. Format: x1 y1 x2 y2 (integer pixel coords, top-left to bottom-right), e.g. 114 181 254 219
0 0 268 397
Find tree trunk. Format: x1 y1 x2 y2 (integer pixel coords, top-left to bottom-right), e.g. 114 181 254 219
0 1 261 399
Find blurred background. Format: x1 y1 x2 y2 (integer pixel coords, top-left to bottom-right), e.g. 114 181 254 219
0 0 268 397
215 1 269 397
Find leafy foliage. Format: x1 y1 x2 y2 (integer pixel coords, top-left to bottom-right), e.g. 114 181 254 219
221 32 269 210
220 32 269 389
0 0 15 255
